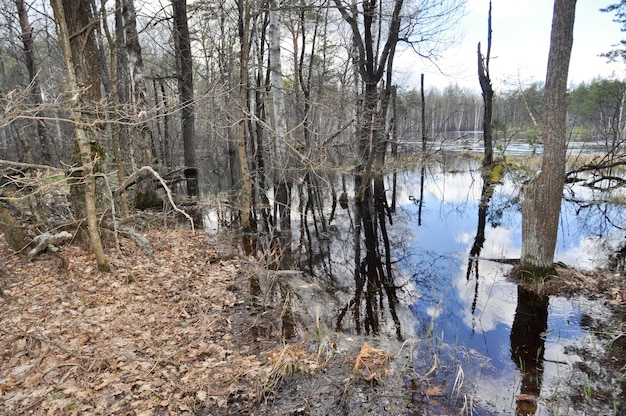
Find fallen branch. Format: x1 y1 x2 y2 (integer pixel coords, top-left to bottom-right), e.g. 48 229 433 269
115 166 195 232
566 158 626 176
0 159 64 171
27 231 73 260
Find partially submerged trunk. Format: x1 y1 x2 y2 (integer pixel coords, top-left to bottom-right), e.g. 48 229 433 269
520 0 576 277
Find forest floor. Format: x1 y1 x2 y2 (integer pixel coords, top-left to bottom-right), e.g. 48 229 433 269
1 224 625 415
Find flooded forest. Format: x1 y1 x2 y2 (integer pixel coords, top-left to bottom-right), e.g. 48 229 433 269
1 0 626 414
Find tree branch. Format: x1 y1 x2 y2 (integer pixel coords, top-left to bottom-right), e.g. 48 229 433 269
114 166 195 232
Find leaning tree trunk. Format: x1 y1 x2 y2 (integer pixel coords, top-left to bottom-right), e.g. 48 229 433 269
51 0 109 271
520 0 576 276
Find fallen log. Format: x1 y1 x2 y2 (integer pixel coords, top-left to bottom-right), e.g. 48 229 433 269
27 231 73 260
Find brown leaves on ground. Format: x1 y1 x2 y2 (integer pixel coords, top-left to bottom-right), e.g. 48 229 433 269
353 342 393 383
518 263 626 308
0 229 288 415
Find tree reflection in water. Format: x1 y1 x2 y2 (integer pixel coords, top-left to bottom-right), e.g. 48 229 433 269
336 174 402 340
510 285 549 415
467 169 497 321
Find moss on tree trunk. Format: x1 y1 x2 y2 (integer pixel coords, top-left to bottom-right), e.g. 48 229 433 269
0 204 27 252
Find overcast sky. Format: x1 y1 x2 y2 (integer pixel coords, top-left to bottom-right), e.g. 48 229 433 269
395 0 625 92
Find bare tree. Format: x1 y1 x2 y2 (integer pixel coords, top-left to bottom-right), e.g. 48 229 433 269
520 0 577 276
333 0 404 189
477 0 494 168
50 0 109 271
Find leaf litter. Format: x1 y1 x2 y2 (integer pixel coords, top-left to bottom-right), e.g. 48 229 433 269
0 228 411 415
0 228 295 414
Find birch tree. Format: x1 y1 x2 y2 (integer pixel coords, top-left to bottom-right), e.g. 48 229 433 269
268 0 290 232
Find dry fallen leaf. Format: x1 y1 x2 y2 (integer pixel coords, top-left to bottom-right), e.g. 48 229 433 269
353 342 393 383
425 385 443 396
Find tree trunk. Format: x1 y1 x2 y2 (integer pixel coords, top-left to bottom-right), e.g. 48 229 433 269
237 0 253 232
97 0 130 218
477 1 494 167
15 0 53 165
0 203 27 251
268 0 291 233
51 0 109 271
117 0 154 167
334 0 403 198
520 0 576 276
172 0 198 196
421 74 427 153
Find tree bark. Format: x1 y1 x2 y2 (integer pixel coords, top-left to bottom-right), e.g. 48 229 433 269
237 0 253 232
15 0 53 165
51 0 109 272
520 0 576 276
172 0 198 196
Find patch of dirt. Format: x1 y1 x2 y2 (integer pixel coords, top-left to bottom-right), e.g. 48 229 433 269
2 227 626 415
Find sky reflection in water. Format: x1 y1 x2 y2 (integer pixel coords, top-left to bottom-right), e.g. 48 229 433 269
393 160 623 413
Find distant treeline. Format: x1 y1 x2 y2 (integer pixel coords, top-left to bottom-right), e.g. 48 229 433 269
395 79 626 145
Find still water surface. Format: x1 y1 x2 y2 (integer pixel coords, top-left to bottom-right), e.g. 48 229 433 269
203 155 625 413
391 158 623 414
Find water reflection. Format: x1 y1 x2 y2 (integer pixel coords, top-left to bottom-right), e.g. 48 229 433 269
510 286 549 415
336 174 401 339
201 154 625 413
394 159 623 414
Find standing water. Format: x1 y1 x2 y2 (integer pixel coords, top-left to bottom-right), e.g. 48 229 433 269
203 154 626 414
391 157 625 414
